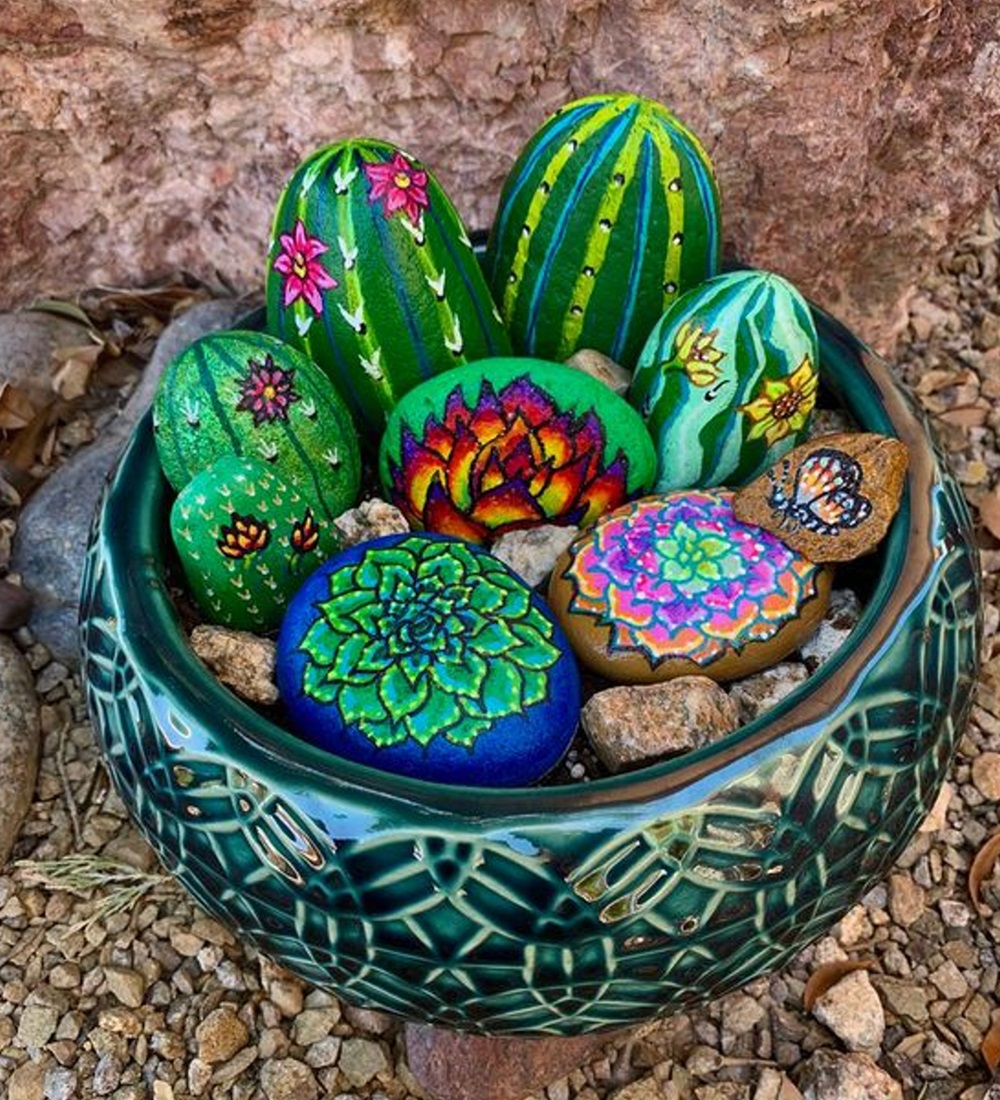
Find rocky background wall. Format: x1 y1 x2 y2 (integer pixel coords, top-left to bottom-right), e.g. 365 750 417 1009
2 0 1000 351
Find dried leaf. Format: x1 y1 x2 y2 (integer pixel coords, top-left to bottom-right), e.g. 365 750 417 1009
981 1019 1000 1073
0 381 48 431
51 343 102 401
1 401 56 472
937 405 989 428
803 958 876 1012
979 489 1000 542
28 297 95 329
918 782 952 833
969 830 1000 913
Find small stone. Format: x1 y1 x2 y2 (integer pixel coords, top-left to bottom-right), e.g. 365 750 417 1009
338 1037 390 1088
195 1006 250 1064
342 1004 392 1035
721 992 767 1037
609 1076 663 1100
267 976 305 1017
49 963 81 989
169 927 204 956
811 969 885 1052
98 1007 143 1037
798 1050 902 1100
887 873 926 926
34 660 69 695
929 959 969 999
189 624 279 706
0 636 41 866
43 1067 77 1100
259 1058 320 1100
799 588 862 671
333 497 410 546
17 1003 59 1047
153 1085 175 1100
971 751 1000 799
939 899 971 927
734 433 909 562
564 348 632 396
871 976 928 1023
582 677 740 772
835 904 872 947
187 1058 213 1097
727 662 809 722
924 1038 964 1072
93 1053 123 1095
211 1045 259 1083
292 1007 340 1046
9 1060 46 1100
104 966 146 1008
490 524 579 588
918 782 952 833
0 578 33 631
304 1035 342 1069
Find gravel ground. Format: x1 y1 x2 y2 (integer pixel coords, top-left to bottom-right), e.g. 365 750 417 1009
2 195 1000 1100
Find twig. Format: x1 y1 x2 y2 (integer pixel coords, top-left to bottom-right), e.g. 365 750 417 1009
55 720 83 849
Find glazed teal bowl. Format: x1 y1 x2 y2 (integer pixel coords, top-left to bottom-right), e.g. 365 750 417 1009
79 308 982 1036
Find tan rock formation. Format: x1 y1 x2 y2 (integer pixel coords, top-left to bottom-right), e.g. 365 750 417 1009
2 0 999 351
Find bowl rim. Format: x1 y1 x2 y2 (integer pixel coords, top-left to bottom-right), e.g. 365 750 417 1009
87 305 950 816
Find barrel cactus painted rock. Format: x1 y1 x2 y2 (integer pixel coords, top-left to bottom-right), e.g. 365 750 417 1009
276 533 581 786
153 330 360 520
171 455 339 631
485 93 721 370
628 271 820 490
548 491 833 684
266 139 511 437
379 357 657 545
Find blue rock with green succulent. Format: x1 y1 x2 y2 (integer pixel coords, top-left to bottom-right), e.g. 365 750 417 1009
276 533 581 786
171 455 339 632
628 270 820 490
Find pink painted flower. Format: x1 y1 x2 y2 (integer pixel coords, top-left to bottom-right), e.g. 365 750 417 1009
272 220 337 315
363 152 430 225
235 354 301 426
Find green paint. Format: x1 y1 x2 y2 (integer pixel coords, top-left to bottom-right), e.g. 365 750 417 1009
170 454 339 631
153 329 360 519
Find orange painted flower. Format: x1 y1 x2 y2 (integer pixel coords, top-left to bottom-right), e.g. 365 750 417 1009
740 355 818 446
388 377 630 545
291 509 320 554
218 513 271 559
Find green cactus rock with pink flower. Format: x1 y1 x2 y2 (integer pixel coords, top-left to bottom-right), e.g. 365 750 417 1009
153 329 361 520
265 138 511 439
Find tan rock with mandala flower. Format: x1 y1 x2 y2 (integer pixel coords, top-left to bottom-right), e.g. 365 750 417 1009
548 491 833 684
733 433 909 562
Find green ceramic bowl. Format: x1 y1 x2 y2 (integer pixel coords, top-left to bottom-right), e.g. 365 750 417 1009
79 308 982 1036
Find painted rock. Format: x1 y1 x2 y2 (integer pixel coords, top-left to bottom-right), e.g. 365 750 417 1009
154 330 360 519
379 357 657 545
628 270 820 491
171 455 339 631
266 138 511 437
485 93 721 369
733 432 909 562
547 491 833 683
276 533 580 787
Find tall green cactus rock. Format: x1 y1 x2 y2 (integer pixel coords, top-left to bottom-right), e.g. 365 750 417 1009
485 93 722 370
265 138 511 438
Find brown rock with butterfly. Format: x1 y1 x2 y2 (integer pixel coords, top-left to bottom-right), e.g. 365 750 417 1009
733 432 909 563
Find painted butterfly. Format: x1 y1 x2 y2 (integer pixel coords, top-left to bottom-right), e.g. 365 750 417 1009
767 448 872 535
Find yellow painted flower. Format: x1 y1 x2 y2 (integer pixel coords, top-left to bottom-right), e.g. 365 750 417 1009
740 355 818 445
673 320 725 387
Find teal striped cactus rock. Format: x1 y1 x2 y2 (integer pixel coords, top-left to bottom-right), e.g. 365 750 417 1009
153 330 360 520
628 271 820 490
485 93 721 369
265 139 511 437
171 455 338 631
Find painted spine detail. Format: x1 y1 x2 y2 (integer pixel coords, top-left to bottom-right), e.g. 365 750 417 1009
152 330 361 520
485 94 721 369
628 271 820 490
266 139 511 437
